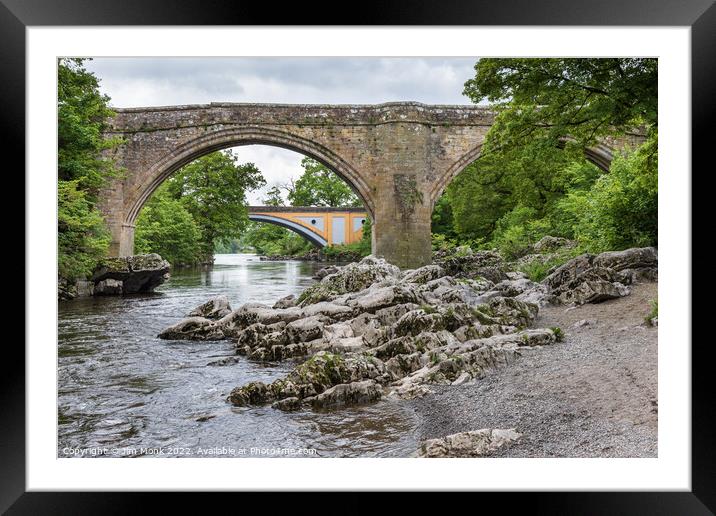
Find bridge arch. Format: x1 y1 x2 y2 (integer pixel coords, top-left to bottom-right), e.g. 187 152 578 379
102 102 643 267
124 126 375 227
247 214 327 247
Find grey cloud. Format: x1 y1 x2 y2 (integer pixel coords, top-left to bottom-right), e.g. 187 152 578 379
85 57 478 107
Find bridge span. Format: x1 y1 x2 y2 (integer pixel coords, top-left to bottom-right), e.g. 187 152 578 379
100 101 644 268
247 206 368 247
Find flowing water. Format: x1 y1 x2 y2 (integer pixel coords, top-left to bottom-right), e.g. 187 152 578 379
58 254 418 458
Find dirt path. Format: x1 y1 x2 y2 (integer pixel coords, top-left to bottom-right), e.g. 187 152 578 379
409 282 658 457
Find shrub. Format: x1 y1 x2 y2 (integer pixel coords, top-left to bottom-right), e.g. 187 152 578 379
560 133 658 253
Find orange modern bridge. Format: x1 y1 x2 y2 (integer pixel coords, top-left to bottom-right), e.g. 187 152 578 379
247 206 368 247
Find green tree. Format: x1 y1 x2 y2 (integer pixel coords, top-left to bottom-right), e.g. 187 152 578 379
435 58 658 257
134 187 202 265
443 142 599 244
463 58 657 154
164 150 266 262
57 58 121 281
262 185 286 207
287 157 362 207
558 131 658 252
58 58 121 193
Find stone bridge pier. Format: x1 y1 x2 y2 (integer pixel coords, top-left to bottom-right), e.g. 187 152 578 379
99 102 641 269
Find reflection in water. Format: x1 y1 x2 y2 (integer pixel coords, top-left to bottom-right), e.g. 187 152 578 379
58 254 418 458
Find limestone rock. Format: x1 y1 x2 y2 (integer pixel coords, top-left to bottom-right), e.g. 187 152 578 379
402 264 446 285
593 246 657 272
306 380 383 408
285 315 326 343
58 278 78 300
273 294 297 309
313 265 340 280
158 316 223 340
272 397 302 411
419 428 522 457
389 383 433 400
543 254 631 305
92 253 170 294
532 236 576 254
227 351 388 408
433 248 508 283
298 256 400 306
94 278 123 296
188 295 232 320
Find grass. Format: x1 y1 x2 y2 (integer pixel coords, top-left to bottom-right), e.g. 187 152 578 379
516 247 583 282
550 326 565 342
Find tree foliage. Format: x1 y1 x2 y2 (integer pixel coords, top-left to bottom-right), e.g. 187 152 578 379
288 157 362 207
58 58 121 193
134 187 202 265
57 58 120 281
434 58 658 258
57 181 110 280
463 58 657 154
161 150 266 261
556 131 658 252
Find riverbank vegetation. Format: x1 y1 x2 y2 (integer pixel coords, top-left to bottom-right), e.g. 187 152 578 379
432 58 657 261
58 58 122 281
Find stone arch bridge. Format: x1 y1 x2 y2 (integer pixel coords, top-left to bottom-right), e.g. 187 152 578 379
99 102 644 268
247 206 368 247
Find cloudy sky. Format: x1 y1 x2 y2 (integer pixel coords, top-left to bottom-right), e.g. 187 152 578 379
86 57 479 203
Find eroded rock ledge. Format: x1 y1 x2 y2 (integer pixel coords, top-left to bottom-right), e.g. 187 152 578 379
92 253 171 295
158 246 656 413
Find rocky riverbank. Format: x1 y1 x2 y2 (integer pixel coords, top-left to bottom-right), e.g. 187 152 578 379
158 241 657 457
410 281 658 457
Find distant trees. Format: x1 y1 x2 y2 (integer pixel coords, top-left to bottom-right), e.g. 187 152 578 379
135 150 266 265
287 157 362 207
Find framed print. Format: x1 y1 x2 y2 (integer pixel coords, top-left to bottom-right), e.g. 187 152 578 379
6 0 713 510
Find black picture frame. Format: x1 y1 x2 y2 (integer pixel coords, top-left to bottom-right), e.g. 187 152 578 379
5 0 711 511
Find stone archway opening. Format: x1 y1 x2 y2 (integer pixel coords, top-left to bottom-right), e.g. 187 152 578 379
128 138 369 261
119 130 372 257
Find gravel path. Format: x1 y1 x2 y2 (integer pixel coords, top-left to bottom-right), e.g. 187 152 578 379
409 281 658 457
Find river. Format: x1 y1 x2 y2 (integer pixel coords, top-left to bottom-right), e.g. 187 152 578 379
57 254 419 458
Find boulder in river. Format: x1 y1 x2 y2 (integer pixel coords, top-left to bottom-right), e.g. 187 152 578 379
305 379 383 409
94 278 124 295
188 295 232 320
92 253 170 294
158 316 224 341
